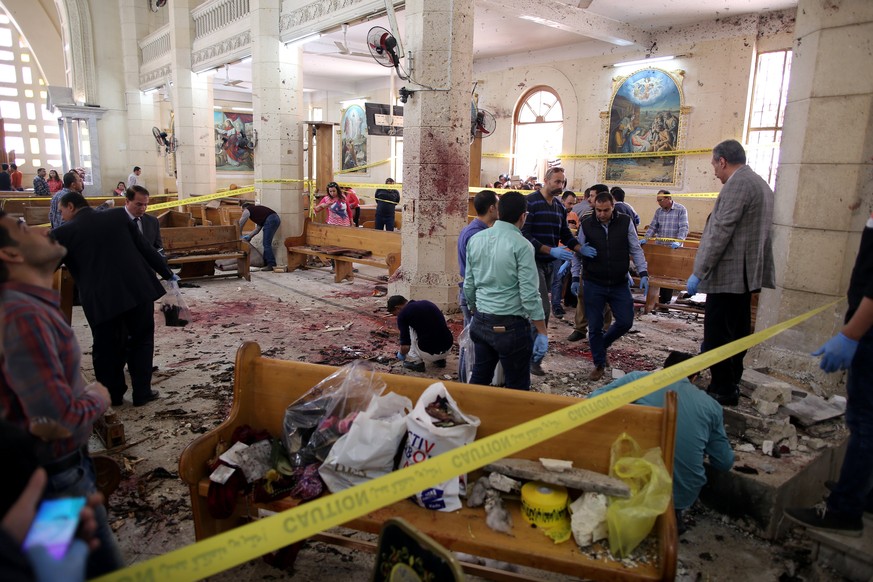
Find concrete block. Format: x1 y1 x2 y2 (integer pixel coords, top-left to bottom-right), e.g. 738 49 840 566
753 399 781 416
700 439 847 539
569 492 608 547
750 384 793 405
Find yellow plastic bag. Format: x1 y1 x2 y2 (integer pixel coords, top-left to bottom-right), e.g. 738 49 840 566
606 433 673 558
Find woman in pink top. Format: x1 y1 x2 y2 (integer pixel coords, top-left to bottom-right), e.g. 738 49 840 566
315 182 352 226
47 169 63 194
344 187 361 227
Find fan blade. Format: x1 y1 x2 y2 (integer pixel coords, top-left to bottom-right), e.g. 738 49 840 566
334 40 350 55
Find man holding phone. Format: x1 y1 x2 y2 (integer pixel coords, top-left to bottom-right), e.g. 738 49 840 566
0 211 124 576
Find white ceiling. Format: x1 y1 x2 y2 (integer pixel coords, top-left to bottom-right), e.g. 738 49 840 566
214 0 797 98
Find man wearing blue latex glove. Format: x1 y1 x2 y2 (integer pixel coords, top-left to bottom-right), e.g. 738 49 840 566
575 191 648 381
640 275 649 297
786 211 873 537
395 351 406 362
670 241 682 249
466 192 547 390
686 274 700 296
691 141 775 406
522 166 584 375
52 192 174 408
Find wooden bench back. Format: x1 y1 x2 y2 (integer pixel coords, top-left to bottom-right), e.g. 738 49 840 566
24 206 50 224
162 225 241 253
288 219 401 257
180 342 676 484
643 244 697 281
157 210 195 228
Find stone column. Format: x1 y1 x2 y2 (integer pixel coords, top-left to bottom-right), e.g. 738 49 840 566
118 0 162 194
391 0 474 310
251 0 304 259
752 0 873 394
168 0 216 199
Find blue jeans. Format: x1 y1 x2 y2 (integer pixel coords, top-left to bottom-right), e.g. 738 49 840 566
261 213 281 267
535 260 559 328
45 453 124 578
458 287 472 383
470 313 532 390
582 279 634 368
375 212 395 231
828 330 873 518
550 260 569 311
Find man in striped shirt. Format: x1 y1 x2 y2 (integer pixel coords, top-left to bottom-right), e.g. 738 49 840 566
521 166 589 376
642 190 689 309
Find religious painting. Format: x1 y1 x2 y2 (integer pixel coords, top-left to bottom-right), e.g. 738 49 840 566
341 104 368 172
214 111 255 172
604 68 683 186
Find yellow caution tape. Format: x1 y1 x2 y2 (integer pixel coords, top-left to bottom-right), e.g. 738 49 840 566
335 181 402 191
146 187 257 213
335 158 392 174
96 298 840 582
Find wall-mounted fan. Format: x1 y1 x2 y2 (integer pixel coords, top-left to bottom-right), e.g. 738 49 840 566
152 126 176 154
367 26 408 80
149 0 167 12
470 103 497 143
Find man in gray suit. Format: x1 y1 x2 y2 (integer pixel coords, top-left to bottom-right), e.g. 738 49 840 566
687 140 775 406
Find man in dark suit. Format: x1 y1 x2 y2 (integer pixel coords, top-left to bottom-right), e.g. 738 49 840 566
53 192 176 407
686 139 775 406
123 185 163 255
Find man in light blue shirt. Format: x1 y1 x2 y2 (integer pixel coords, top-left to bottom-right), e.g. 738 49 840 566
465 192 548 390
590 351 734 526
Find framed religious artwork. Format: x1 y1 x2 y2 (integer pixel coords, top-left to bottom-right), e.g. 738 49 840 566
214 111 255 172
603 68 684 186
340 104 368 173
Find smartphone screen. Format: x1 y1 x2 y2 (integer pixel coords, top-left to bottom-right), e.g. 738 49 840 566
22 497 86 560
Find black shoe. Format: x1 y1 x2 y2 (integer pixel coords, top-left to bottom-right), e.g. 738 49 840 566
708 388 740 406
589 366 605 381
567 330 587 342
784 506 863 537
552 307 565 319
433 359 446 368
530 361 545 376
402 361 425 373
111 397 124 407
133 390 160 407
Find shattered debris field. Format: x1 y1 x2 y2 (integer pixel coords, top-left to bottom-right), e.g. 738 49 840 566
76 265 849 581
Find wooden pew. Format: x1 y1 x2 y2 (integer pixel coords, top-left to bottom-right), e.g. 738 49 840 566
179 342 678 581
157 210 195 228
162 225 251 281
24 206 50 225
641 244 698 314
284 219 400 283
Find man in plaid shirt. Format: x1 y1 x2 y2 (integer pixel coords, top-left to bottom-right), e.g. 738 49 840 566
0 210 123 576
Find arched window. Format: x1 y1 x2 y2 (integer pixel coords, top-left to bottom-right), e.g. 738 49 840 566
0 8 61 171
512 87 563 181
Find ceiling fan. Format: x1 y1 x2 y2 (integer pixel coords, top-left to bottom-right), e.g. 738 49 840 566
333 23 371 58
222 64 246 87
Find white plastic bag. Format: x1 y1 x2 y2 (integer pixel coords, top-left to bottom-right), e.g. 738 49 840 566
402 383 480 511
458 324 504 386
160 280 192 327
318 392 412 492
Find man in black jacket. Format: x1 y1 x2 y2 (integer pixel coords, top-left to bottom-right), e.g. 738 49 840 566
53 193 175 407
576 192 649 381
123 185 163 255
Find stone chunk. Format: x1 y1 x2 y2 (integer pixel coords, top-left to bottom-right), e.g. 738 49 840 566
751 384 793 405
753 399 781 416
569 492 608 547
741 369 797 401
488 472 521 493
484 458 630 498
539 458 573 473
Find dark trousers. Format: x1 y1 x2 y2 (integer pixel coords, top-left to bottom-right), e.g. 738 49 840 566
535 260 559 329
375 212 395 231
703 292 752 394
353 206 361 227
470 313 532 391
45 453 124 577
659 287 674 305
261 213 281 267
91 301 155 404
583 280 634 368
828 331 873 518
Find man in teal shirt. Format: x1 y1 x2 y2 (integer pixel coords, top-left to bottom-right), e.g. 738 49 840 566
590 352 734 524
465 192 548 390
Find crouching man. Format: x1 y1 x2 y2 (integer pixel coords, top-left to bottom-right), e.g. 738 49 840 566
589 351 734 530
388 295 453 373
